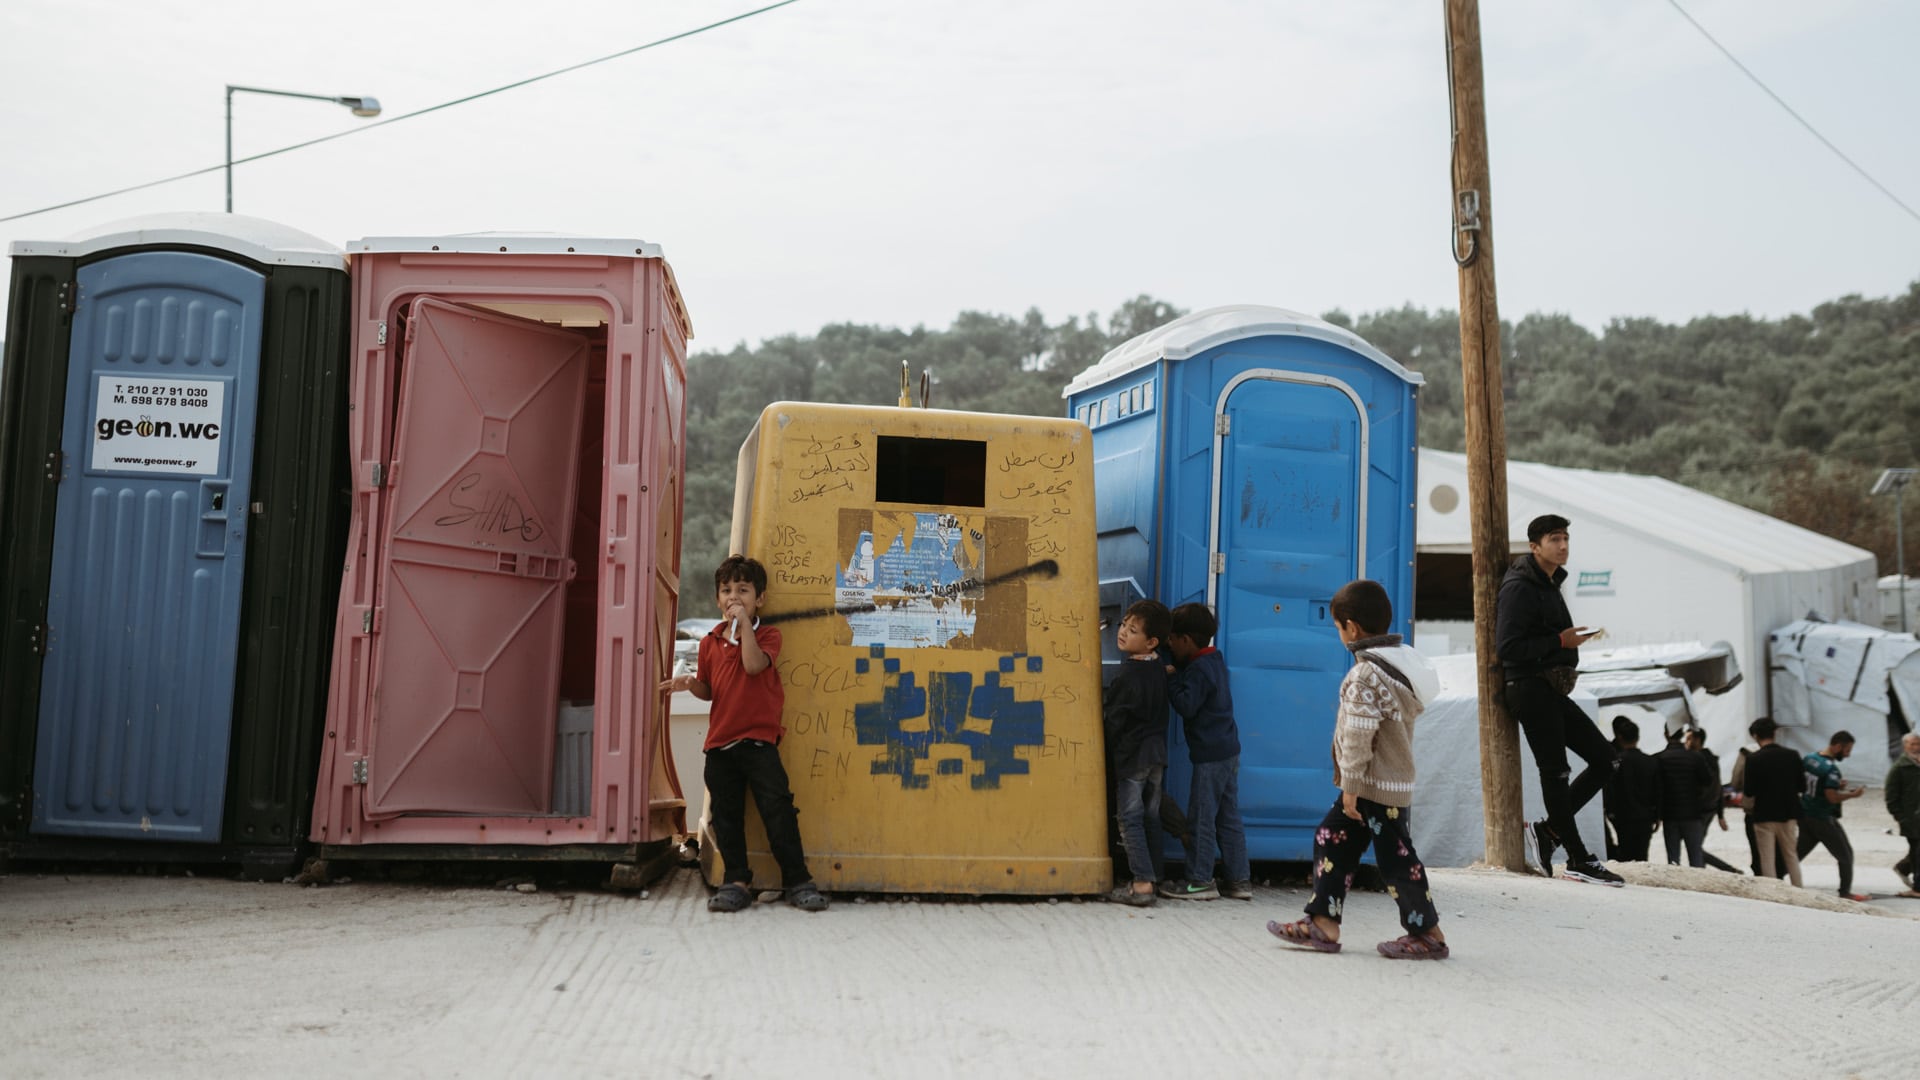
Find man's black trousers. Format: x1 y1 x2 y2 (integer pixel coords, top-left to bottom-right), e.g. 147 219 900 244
1505 675 1619 864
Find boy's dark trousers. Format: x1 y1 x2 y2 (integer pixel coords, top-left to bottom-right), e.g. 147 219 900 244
1609 816 1655 862
1114 765 1165 883
1505 676 1619 862
1662 815 1707 867
704 739 813 888
1304 795 1439 935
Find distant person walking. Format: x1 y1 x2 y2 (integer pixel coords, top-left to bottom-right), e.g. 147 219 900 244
1740 718 1803 887
1602 716 1661 862
1884 732 1920 899
1657 726 1718 868
1797 731 1869 902
1497 514 1621 886
1686 728 1741 874
1729 745 1763 875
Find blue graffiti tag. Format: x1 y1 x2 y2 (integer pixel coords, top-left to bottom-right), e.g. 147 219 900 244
852 646 1046 789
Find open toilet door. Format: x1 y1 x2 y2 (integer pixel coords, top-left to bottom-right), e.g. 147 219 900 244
362 299 589 816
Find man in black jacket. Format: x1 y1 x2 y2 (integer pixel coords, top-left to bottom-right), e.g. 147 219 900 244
1497 514 1622 886
1602 716 1661 861
1742 717 1803 885
1658 726 1717 867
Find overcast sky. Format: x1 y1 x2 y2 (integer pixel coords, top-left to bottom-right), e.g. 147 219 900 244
3 0 1917 353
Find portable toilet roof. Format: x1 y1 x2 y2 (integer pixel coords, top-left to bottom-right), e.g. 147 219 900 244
9 211 346 270
1063 304 1423 397
346 232 691 337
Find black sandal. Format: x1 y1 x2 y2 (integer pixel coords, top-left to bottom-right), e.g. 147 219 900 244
786 881 830 912
708 882 752 913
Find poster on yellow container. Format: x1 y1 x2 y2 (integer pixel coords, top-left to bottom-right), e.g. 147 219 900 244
836 511 984 648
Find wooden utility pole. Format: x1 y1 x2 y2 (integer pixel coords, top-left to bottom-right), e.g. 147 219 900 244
1444 0 1525 872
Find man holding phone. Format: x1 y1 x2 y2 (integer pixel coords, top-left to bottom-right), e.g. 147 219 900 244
1496 514 1624 886
1797 731 1870 902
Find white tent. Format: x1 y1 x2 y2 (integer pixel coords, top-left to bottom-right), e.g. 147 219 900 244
1414 449 1878 769
1767 618 1920 770
1879 574 1918 632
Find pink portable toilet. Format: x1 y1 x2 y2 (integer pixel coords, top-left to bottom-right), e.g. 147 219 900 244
309 234 692 881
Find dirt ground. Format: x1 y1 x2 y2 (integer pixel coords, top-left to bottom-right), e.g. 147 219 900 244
5 798 1918 1080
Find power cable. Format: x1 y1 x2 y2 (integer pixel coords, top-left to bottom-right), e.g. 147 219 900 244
0 0 801 224
1665 0 1920 228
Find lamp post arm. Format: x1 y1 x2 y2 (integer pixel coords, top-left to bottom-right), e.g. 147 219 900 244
226 84 358 105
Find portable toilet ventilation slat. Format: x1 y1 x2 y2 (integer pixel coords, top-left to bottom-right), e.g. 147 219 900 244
1065 305 1423 862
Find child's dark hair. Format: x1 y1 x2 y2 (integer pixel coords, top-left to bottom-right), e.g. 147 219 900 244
1329 579 1392 636
1168 603 1216 648
714 554 768 595
1123 599 1172 645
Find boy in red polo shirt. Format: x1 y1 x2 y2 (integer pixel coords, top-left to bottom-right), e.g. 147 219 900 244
662 555 828 913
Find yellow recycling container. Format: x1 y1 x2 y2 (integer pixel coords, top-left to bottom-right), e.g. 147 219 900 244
700 401 1109 895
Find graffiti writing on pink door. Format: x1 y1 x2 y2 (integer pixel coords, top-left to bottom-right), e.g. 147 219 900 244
435 472 545 542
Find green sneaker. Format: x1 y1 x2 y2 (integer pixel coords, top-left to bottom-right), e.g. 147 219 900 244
1156 879 1219 901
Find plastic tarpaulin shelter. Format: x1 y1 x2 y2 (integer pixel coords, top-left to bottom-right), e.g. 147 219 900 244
1768 619 1919 768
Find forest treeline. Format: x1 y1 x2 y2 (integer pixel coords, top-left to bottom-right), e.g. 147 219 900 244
677 286 1920 615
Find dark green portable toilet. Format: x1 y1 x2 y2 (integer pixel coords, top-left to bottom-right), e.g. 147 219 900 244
0 213 351 877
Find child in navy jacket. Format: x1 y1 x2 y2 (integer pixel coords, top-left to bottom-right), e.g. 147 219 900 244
1160 603 1251 901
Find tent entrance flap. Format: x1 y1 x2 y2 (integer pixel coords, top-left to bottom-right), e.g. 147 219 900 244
362 299 590 817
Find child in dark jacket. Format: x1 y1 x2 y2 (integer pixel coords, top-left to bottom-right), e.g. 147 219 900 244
1159 603 1251 901
1103 599 1173 907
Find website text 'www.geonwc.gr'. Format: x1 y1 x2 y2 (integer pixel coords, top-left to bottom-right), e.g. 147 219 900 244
113 455 191 468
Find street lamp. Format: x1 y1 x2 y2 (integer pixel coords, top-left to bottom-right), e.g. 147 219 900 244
225 84 382 213
1871 467 1917 633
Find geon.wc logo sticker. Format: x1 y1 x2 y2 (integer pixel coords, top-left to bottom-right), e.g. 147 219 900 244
91 375 226 476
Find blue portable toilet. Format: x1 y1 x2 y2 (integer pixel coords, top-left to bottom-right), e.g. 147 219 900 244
1064 306 1423 861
